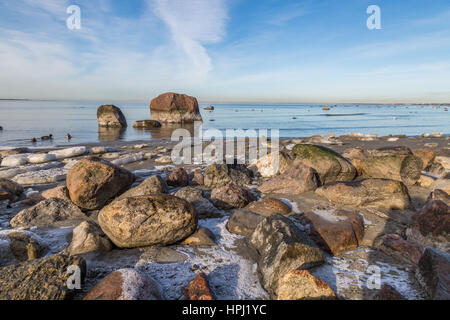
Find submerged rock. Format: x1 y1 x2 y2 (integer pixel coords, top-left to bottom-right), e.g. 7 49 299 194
315 178 411 210
150 92 202 123
292 144 356 184
250 214 326 296
258 163 320 195
98 194 197 248
83 269 162 300
133 120 161 128
66 158 135 210
277 270 336 300
10 198 87 229
0 254 86 300
97 105 127 128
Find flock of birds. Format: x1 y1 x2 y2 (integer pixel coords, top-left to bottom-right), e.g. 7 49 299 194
30 133 71 143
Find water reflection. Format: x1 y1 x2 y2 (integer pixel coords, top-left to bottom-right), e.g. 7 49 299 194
132 123 196 139
98 126 126 142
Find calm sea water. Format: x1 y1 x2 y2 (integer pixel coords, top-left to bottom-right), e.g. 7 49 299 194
0 100 448 148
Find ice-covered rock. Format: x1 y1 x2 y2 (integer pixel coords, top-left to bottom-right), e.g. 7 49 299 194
27 154 57 164
111 152 145 166
13 168 68 185
1 154 32 167
48 147 86 159
0 162 62 179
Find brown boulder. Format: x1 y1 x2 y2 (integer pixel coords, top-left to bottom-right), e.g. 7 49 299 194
412 148 436 170
66 158 135 210
166 168 189 187
211 183 256 210
0 178 24 202
374 284 406 300
315 178 411 210
97 105 127 128
42 186 70 201
342 147 369 176
67 221 113 256
98 194 197 248
375 234 422 265
183 228 216 247
116 175 168 201
406 200 450 252
304 210 364 255
184 273 215 300
7 232 48 262
150 92 202 123
258 163 320 195
416 247 450 300
132 120 161 128
83 269 162 300
245 198 291 216
226 209 265 237
204 163 252 188
190 170 204 186
427 189 450 205
277 270 336 300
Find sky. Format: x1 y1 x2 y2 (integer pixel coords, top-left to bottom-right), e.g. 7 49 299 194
0 0 450 103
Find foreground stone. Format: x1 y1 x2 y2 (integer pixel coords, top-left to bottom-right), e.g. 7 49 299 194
174 187 221 218
406 200 450 252
412 148 436 170
0 255 86 300
0 178 23 202
427 189 450 205
248 151 293 178
342 147 370 176
83 269 162 300
416 247 450 300
98 194 197 248
375 234 422 265
226 209 265 237
435 156 450 170
183 228 216 247
132 120 161 128
430 176 450 195
42 186 70 200
374 284 406 300
250 214 326 296
204 163 252 188
211 183 256 210
360 152 422 185
292 144 356 184
258 163 320 195
277 270 336 300
304 210 364 255
245 198 291 216
97 105 127 128
10 198 87 229
150 92 202 123
66 158 135 210
315 178 411 210
166 167 189 187
67 221 113 256
184 273 215 300
0 231 48 266
116 175 168 201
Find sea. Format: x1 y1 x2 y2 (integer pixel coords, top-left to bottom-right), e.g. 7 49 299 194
0 100 448 148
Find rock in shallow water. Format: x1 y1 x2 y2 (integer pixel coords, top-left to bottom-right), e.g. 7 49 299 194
150 92 202 123
0 254 86 300
66 158 135 210
315 178 411 210
98 194 197 248
97 105 127 128
84 268 162 300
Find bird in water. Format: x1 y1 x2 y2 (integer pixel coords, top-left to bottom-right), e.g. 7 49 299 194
41 134 53 140
66 133 72 140
31 137 37 143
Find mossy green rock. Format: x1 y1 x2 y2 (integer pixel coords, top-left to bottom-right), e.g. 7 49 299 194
292 144 356 184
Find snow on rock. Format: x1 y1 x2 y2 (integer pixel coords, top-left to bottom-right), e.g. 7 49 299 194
0 162 62 179
112 153 145 166
136 218 269 300
49 147 86 159
28 154 57 164
12 167 68 185
0 154 32 167
91 146 119 154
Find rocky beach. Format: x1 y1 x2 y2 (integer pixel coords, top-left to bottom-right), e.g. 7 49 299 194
0 92 448 301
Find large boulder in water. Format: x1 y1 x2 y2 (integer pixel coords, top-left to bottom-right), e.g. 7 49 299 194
66 158 135 210
97 105 127 128
315 178 411 210
98 194 197 248
292 144 356 184
150 92 202 123
0 254 86 300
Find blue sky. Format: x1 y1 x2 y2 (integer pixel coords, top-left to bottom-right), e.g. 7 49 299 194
0 0 449 103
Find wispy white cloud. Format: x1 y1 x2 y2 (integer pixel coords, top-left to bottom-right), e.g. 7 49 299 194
152 0 227 77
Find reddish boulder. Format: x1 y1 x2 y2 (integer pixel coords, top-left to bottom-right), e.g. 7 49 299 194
150 92 202 123
184 273 215 300
211 183 256 210
374 284 406 300
166 168 189 187
245 198 291 216
41 186 70 201
376 234 422 265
